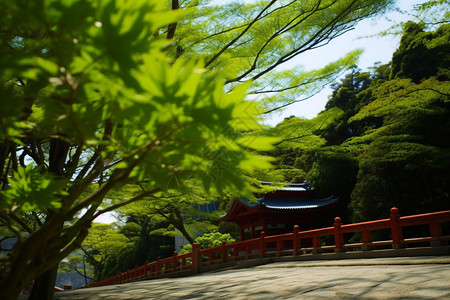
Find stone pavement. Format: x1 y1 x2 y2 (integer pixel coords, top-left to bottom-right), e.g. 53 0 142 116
54 256 450 299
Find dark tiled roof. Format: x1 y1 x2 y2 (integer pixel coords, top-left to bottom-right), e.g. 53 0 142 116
260 196 338 210
239 197 260 208
239 195 338 210
261 181 311 192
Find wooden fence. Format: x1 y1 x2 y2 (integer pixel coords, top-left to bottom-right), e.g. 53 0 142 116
89 207 450 287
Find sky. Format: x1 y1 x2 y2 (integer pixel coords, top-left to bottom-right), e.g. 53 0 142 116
262 0 431 127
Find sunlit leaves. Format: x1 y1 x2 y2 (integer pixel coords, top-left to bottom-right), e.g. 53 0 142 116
179 232 235 254
253 49 363 112
175 0 394 112
412 0 450 27
350 77 450 138
1 165 67 212
1 0 277 238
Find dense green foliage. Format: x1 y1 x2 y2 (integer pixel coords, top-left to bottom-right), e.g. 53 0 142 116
171 0 394 112
59 217 176 281
0 0 278 298
264 22 450 224
179 232 236 254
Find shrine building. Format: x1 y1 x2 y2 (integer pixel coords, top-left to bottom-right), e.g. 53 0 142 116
221 181 338 241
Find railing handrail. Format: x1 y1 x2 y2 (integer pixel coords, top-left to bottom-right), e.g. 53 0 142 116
88 208 450 288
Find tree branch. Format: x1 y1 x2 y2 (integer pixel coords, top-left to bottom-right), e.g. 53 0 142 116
204 0 277 68
167 0 180 40
92 188 160 221
228 0 331 83
225 0 364 84
190 0 297 47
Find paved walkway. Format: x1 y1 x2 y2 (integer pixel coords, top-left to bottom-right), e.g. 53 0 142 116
54 256 450 299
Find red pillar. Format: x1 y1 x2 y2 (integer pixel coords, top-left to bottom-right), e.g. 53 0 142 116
362 230 373 251
293 225 300 255
390 207 403 249
259 231 266 258
173 251 178 272
192 243 201 274
222 240 227 263
240 226 245 241
312 236 321 254
156 257 161 275
429 223 443 246
334 217 345 253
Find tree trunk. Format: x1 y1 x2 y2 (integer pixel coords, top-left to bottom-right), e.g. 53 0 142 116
27 138 70 299
177 224 195 244
28 265 58 300
0 268 28 300
172 210 195 244
167 0 179 40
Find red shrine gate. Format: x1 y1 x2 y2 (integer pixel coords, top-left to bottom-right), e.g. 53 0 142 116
221 182 339 241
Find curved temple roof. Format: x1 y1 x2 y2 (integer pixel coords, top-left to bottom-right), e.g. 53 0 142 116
260 195 338 210
240 195 338 210
221 182 339 236
260 181 311 192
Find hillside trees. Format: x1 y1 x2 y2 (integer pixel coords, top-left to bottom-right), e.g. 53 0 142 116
263 21 450 225
258 62 391 221
0 1 277 299
80 218 174 280
79 223 136 281
348 22 450 221
114 181 222 245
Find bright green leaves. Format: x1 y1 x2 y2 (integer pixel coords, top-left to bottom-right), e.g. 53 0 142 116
106 55 278 194
0 0 278 236
176 0 394 112
179 232 236 253
254 49 363 113
94 0 169 74
350 77 450 139
391 23 450 82
412 0 450 29
0 0 284 294
1 165 67 213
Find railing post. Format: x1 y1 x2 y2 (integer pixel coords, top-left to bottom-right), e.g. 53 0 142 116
133 265 138 280
156 256 161 275
192 243 201 274
276 240 283 256
312 236 321 254
334 217 345 253
144 261 149 277
222 240 227 263
362 230 373 251
165 261 169 273
293 225 300 255
173 251 178 272
259 231 266 258
390 207 403 249
430 223 444 247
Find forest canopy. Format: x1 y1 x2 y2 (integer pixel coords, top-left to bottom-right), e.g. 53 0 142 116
262 21 450 224
1 0 448 299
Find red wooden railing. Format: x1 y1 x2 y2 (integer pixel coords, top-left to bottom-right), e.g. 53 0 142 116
88 208 450 287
